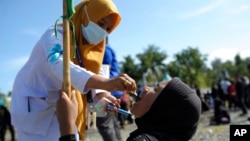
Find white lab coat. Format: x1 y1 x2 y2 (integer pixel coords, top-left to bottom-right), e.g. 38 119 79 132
10 26 107 141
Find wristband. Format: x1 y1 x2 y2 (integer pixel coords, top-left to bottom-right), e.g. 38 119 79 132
59 134 76 141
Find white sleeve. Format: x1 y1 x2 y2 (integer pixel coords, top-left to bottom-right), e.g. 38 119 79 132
92 65 110 102
41 26 94 93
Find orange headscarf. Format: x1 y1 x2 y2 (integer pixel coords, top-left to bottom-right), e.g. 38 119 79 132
71 0 121 73
69 0 121 140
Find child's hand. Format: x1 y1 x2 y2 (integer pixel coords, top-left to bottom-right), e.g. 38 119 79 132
56 90 78 136
96 92 120 112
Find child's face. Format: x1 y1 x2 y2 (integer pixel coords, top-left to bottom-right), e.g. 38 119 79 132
130 81 169 118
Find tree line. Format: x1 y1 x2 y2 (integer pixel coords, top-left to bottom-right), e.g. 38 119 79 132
119 44 250 89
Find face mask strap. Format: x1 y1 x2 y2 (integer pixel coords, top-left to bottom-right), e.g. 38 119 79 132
84 5 90 22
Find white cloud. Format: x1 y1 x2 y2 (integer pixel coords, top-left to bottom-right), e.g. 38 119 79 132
179 0 225 19
225 22 250 30
226 4 250 15
208 47 250 63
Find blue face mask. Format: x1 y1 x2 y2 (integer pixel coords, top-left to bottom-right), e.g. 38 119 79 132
81 6 107 45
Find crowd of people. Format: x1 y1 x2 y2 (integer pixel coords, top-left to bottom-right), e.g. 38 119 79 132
195 65 250 125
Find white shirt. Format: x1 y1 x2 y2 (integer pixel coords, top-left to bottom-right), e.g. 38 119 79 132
220 79 231 95
10 26 105 141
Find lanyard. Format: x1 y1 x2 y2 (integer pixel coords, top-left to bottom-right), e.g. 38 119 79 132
75 47 93 103
75 47 84 68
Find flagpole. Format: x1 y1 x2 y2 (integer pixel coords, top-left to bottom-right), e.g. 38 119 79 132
62 0 71 97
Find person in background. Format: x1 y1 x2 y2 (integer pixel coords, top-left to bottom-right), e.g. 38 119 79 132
228 79 237 111
220 78 231 108
10 0 137 141
235 74 248 116
247 64 250 121
96 37 123 141
119 91 131 129
56 77 202 141
209 97 230 125
0 105 15 141
194 84 209 112
211 82 219 100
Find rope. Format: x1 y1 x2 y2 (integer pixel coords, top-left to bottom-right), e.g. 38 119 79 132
54 0 77 58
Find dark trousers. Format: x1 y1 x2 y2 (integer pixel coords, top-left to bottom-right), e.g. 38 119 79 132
96 113 122 141
0 105 15 141
118 101 127 128
0 124 15 141
238 97 248 114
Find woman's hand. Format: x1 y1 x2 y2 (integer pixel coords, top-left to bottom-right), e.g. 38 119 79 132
86 73 137 93
106 73 137 92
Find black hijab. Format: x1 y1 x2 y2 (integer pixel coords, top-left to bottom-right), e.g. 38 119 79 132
127 77 201 141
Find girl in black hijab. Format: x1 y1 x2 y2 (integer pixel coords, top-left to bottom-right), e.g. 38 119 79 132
56 77 201 141
127 77 202 141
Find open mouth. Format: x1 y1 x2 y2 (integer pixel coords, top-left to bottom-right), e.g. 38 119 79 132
129 92 141 102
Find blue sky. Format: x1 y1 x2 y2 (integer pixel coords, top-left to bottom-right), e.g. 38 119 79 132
0 0 250 94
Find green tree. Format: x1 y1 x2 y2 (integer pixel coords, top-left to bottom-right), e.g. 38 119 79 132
7 91 12 97
120 43 250 90
120 45 168 85
210 54 249 84
120 55 142 82
234 54 248 76
0 92 5 99
136 45 168 82
174 47 208 87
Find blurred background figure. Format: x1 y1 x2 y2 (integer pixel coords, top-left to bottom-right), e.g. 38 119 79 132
228 79 237 111
219 78 231 108
246 64 250 121
0 104 15 141
96 37 122 141
118 91 129 129
194 84 209 113
210 97 230 125
235 74 248 116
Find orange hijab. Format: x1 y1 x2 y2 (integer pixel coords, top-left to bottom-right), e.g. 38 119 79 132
71 0 121 73
69 0 121 140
